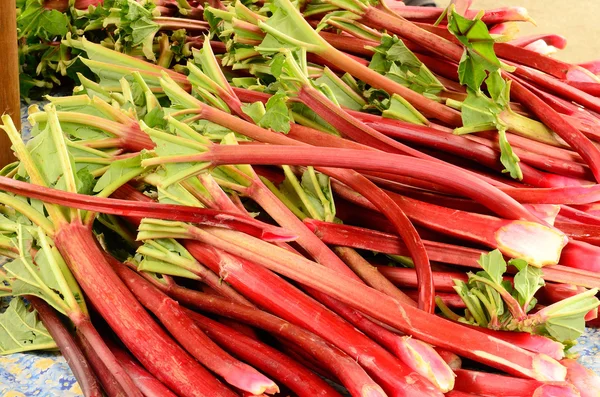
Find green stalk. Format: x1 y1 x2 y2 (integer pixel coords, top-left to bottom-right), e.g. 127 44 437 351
37 228 82 315
46 106 80 222
468 274 527 320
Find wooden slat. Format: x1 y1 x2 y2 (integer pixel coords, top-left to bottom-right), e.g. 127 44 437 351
0 0 20 167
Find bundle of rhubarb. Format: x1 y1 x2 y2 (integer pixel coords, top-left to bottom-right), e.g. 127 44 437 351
4 0 600 396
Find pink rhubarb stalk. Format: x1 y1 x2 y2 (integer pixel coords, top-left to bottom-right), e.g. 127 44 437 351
177 225 567 381
186 311 345 397
56 222 238 397
562 359 600 397
181 242 440 397
28 297 103 397
454 369 579 396
153 249 395 397
110 344 178 397
112 262 279 395
0 175 293 242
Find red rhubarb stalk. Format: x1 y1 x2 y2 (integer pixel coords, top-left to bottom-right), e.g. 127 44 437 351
56 222 238 397
510 34 568 50
111 262 279 395
329 181 566 266
179 242 441 397
149 253 393 397
314 297 455 392
0 175 293 242
75 329 129 397
453 369 579 396
304 219 600 289
374 267 467 292
109 344 178 397
388 5 533 25
186 311 345 397
170 225 567 381
28 296 103 397
151 142 540 222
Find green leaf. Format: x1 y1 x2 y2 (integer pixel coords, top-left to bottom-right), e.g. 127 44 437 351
498 128 523 180
17 2 70 41
486 69 509 107
455 81 523 180
129 18 160 61
300 167 336 222
314 68 366 111
137 256 200 279
259 91 292 133
454 280 488 327
93 154 147 194
456 49 487 91
477 250 506 285
0 298 57 355
368 34 443 96
241 102 267 124
447 9 501 91
24 123 63 188
136 238 201 279
256 0 326 53
545 315 586 342
511 259 544 311
382 94 428 125
536 288 599 342
4 226 85 316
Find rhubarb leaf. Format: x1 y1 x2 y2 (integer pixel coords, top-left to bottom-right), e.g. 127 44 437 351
511 258 544 312
455 74 522 179
242 102 267 124
136 239 201 279
314 69 366 111
368 35 443 95
496 132 520 180
477 249 506 285
537 288 599 342
137 256 200 279
382 94 428 125
93 154 147 194
259 91 292 133
300 167 336 222
447 8 501 91
4 228 68 315
17 2 70 41
0 298 57 355
278 167 335 222
545 316 585 343
256 0 327 53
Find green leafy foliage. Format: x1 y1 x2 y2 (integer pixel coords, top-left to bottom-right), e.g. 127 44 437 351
382 94 428 125
259 92 293 133
135 239 201 279
447 9 501 91
256 0 327 54
314 69 366 111
0 298 57 355
368 35 443 96
93 153 148 195
5 228 73 315
437 249 599 343
455 71 522 179
273 167 336 222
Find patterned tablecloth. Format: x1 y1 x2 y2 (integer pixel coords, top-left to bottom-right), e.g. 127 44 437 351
1 103 599 396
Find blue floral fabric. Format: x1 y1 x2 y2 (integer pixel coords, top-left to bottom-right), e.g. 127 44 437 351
1 103 599 396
